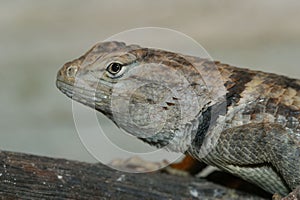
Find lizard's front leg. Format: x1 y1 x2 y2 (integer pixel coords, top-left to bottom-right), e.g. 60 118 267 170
197 122 300 196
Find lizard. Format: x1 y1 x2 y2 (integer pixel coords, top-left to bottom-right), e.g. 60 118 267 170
56 41 300 197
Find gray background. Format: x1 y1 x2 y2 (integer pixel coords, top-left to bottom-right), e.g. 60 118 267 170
1 0 299 163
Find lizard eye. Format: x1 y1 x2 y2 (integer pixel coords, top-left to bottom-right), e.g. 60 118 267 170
106 62 126 78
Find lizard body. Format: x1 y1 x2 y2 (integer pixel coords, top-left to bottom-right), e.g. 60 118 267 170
56 41 300 196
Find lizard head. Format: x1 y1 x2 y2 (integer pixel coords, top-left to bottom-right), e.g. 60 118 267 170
57 41 214 152
56 41 141 118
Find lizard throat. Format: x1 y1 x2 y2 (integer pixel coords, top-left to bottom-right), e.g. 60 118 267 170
137 105 214 152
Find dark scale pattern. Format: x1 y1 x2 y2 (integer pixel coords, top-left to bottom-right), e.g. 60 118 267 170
224 68 255 107
262 72 300 92
190 106 212 154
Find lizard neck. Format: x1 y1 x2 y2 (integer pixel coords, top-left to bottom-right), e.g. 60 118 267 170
138 109 202 152
138 100 226 153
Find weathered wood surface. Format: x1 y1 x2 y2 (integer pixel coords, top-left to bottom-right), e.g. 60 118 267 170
0 150 268 200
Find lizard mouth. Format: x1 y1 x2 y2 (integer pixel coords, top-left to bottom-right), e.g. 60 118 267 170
56 79 113 118
56 80 96 104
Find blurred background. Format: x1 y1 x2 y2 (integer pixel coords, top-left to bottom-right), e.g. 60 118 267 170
0 0 299 163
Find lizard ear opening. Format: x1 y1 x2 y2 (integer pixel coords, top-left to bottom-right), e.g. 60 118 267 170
106 62 126 78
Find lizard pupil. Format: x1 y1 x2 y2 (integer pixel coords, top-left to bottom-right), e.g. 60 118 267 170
107 62 122 75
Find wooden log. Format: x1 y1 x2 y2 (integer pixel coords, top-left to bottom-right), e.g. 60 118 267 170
0 150 268 199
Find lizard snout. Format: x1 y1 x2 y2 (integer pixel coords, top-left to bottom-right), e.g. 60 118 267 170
56 63 79 84
65 65 78 78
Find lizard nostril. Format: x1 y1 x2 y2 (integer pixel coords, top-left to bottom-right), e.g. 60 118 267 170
66 65 78 78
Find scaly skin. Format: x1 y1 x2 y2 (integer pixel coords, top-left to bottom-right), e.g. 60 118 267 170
56 41 300 196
